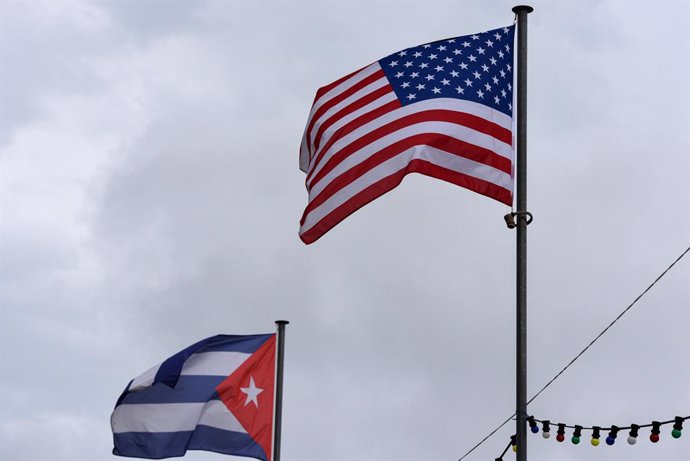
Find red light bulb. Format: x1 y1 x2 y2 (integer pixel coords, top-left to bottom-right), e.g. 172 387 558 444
556 433 565 442
650 433 660 443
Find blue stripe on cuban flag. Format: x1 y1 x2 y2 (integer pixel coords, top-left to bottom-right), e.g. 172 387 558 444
112 334 273 460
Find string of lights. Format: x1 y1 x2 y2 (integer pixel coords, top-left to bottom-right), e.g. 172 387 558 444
457 245 690 461
495 415 688 458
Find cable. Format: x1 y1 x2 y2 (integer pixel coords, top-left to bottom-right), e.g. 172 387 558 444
456 245 690 460
527 245 690 405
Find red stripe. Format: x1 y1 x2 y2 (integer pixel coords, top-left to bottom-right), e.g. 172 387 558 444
312 84 394 155
308 108 512 191
299 159 512 244
306 99 401 185
306 69 386 154
314 65 368 102
300 133 510 225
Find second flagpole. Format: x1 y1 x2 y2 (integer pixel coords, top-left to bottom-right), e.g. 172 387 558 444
512 5 533 461
274 320 289 461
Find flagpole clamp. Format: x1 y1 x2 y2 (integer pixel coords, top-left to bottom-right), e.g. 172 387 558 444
504 211 533 229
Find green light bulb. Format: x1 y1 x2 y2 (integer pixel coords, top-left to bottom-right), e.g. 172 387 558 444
671 429 682 439
571 436 580 444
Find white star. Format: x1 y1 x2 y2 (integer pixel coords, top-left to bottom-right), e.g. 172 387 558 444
501 89 507 98
498 50 505 59
471 34 479 40
455 85 464 94
485 39 494 47
419 62 429 69
431 87 441 94
395 71 404 78
462 41 471 48
410 71 420 78
477 47 486 55
494 95 500 104
506 63 512 71
434 65 444 72
401 82 410 88
477 89 484 98
490 57 497 65
443 57 453 63
452 49 462 55
413 51 423 58
404 61 413 68
464 78 473 87
450 70 460 77
241 377 264 408
389 60 398 67
416 83 426 90
481 64 489 72
473 70 481 79
468 54 477 62
398 50 407 57
494 32 502 40
437 45 447 51
492 76 499 84
500 69 506 78
425 74 435 81
441 78 450 85
484 82 492 91
459 62 468 70
428 53 438 60
407 93 416 100
422 44 431 48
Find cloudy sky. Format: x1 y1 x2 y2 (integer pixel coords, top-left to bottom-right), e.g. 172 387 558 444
1 1 688 460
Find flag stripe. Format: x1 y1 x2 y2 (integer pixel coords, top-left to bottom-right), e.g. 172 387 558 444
118 376 227 404
307 97 401 180
112 401 245 434
308 109 512 195
301 63 385 171
300 145 511 237
301 132 511 222
306 98 512 189
300 157 510 244
312 82 393 155
180 351 249 377
306 69 386 155
113 426 267 460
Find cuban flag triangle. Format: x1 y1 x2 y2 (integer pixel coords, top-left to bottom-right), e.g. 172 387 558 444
111 334 276 460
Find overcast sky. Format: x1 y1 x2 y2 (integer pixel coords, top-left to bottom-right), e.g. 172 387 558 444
1 1 688 460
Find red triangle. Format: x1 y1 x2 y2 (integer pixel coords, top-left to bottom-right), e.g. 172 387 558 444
216 335 275 461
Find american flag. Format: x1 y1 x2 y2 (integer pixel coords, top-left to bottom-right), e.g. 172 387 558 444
299 25 515 244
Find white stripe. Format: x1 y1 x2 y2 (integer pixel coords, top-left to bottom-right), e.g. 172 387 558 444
197 400 246 432
308 119 513 200
300 144 512 235
308 76 389 154
308 90 397 174
309 63 381 120
111 401 246 434
301 63 382 166
180 351 249 377
129 364 160 392
306 98 511 188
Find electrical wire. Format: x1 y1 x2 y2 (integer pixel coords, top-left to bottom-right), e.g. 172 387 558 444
456 245 690 461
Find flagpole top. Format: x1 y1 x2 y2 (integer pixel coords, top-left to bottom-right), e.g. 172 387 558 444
512 5 534 14
275 320 290 326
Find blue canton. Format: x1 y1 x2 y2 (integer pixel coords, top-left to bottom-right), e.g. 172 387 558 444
379 25 515 117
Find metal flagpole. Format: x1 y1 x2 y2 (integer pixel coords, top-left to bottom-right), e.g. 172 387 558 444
274 320 289 461
511 5 533 461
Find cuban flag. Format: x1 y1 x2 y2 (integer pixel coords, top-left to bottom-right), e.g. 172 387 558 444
111 334 276 460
